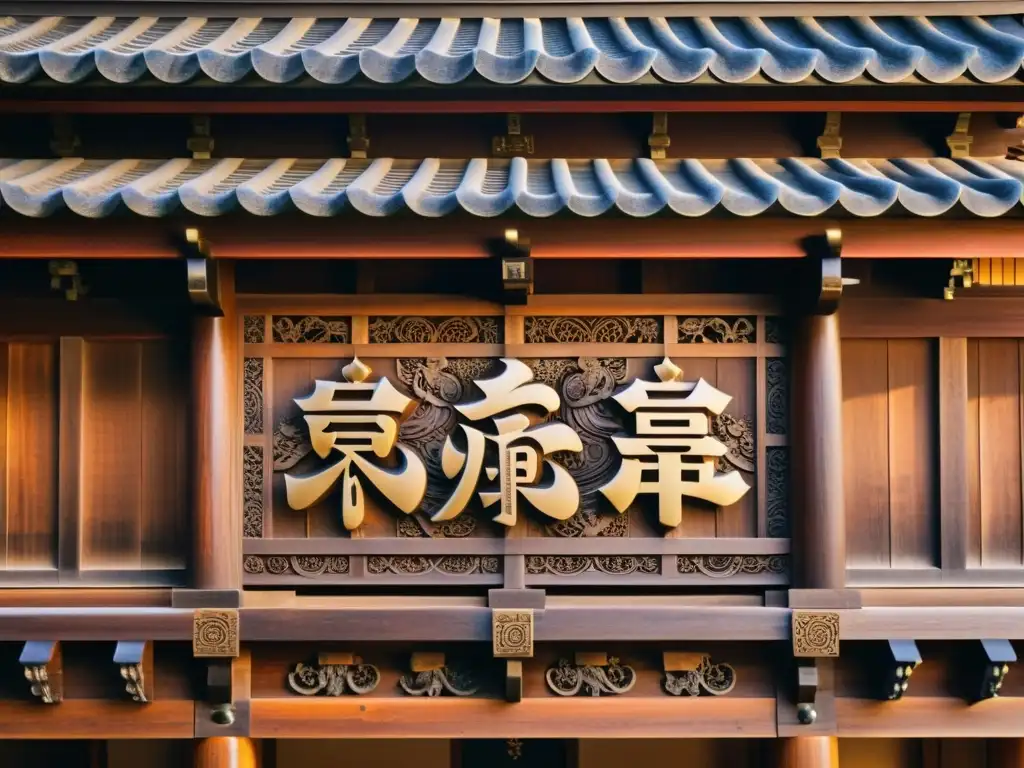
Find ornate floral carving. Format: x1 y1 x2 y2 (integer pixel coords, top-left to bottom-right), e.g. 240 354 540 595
400 667 479 697
664 656 737 697
369 316 501 344
677 555 787 577
526 556 659 576
767 447 789 538
288 661 380 696
792 612 840 658
525 317 661 344
764 317 786 344
243 555 349 577
397 516 477 539
193 610 239 658
244 358 263 434
367 556 500 576
243 315 265 344
712 414 755 474
493 610 533 658
243 446 263 538
121 664 148 703
677 316 755 344
767 358 788 435
24 666 59 704
546 658 636 697
272 315 350 343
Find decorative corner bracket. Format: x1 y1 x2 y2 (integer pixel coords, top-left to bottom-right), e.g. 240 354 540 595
48 260 88 301
649 112 670 160
181 228 224 316
882 640 921 701
493 229 534 305
188 116 214 160
947 113 973 159
546 653 637 697
972 639 1016 703
50 115 80 158
944 258 974 300
114 641 153 703
817 112 842 160
20 641 62 704
493 609 534 702
348 114 369 159
663 651 736 696
193 609 239 658
288 652 380 696
399 653 479 697
801 229 858 315
492 114 535 158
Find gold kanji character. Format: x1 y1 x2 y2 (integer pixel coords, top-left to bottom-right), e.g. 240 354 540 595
284 358 427 530
432 358 582 527
600 358 750 527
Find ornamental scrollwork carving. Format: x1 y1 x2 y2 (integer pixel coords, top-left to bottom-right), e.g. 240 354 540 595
526 555 659 576
273 415 312 472
792 612 840 658
546 657 636 697
525 317 661 344
369 316 501 344
120 664 148 703
400 667 479 697
243 358 264 434
397 516 476 539
367 556 500 576
767 447 789 538
712 414 754 474
243 315 265 344
272 315 350 344
288 661 381 696
243 446 263 538
193 610 239 658
244 555 350 577
664 656 737 697
25 666 59 704
677 555 787 578
767 358 788 435
677 316 755 344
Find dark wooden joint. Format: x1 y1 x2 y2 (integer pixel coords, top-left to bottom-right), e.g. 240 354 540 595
971 639 1017 703
114 640 153 703
505 660 523 703
796 660 819 726
178 228 223 316
798 228 858 315
19 640 62 704
206 659 235 725
882 639 921 701
491 229 533 305
172 589 242 609
488 588 546 610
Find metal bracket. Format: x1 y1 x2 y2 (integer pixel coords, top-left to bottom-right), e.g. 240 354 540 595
817 112 842 159
48 260 88 301
348 114 369 159
180 228 224 316
114 641 153 703
799 230 859 315
188 116 214 160
947 113 973 159
491 229 534 305
882 640 921 701
944 258 974 300
49 115 80 158
20 641 62 704
492 114 535 158
973 639 1016 703
649 112 670 160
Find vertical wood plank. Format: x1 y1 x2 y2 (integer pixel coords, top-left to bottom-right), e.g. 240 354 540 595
979 340 1023 566
80 341 143 570
842 339 891 568
967 340 982 567
715 357 756 537
58 337 85 577
262 354 274 539
887 339 937 567
939 338 969 571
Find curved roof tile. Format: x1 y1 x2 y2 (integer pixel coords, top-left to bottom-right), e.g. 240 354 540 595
1 15 1022 85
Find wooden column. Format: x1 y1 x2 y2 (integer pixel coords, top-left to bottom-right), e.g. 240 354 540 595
791 311 846 590
195 737 259 768
990 740 1024 768
192 261 241 590
777 737 839 768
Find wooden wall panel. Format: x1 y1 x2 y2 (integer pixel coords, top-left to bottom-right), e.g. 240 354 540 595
276 739 450 768
1 342 59 570
843 339 937 569
838 738 923 768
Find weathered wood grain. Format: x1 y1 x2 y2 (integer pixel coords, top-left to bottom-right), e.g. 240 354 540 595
938 338 969 572
0 700 194 739
836 698 1024 738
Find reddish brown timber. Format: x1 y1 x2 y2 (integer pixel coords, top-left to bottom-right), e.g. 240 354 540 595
0 589 171 607
250 697 777 739
0 608 192 640
842 299 1024 339
0 700 194 739
840 607 1024 640
836 698 1024 738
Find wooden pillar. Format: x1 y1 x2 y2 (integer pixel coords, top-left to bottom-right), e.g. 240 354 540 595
192 261 241 590
777 737 839 768
195 737 259 768
791 311 846 589
990 740 1024 768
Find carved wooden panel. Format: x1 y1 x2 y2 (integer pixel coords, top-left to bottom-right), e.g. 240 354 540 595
842 339 937 570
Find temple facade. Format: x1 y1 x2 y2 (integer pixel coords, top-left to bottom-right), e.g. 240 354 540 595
2 3 1024 767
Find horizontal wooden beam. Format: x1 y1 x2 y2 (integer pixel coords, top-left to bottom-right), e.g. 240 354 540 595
840 607 1024 640
250 697 777 739
841 298 1024 339
836 697 1024 738
0 700 194 739
0 608 192 640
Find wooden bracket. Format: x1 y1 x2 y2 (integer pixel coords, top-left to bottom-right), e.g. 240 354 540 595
648 112 670 160
944 258 974 300
20 641 62 704
492 114 535 158
181 228 224 316
816 112 842 159
114 641 154 703
492 229 534 305
796 660 819 725
883 640 921 701
972 639 1016 703
48 260 88 301
799 230 858 315
187 116 214 160
49 115 80 158
947 113 973 159
348 114 369 159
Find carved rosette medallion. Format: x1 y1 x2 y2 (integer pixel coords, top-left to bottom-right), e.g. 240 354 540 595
677 555 787 578
367 556 499 576
244 555 349 577
677 316 755 343
526 556 659 576
288 662 381 696
664 656 737 697
493 609 534 658
193 609 240 658
546 658 636 697
525 316 661 343
400 667 479 697
792 612 840 658
272 315 350 343
369 316 501 343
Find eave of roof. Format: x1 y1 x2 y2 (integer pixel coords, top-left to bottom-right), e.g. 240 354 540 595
2 156 1022 219
2 15 1023 87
